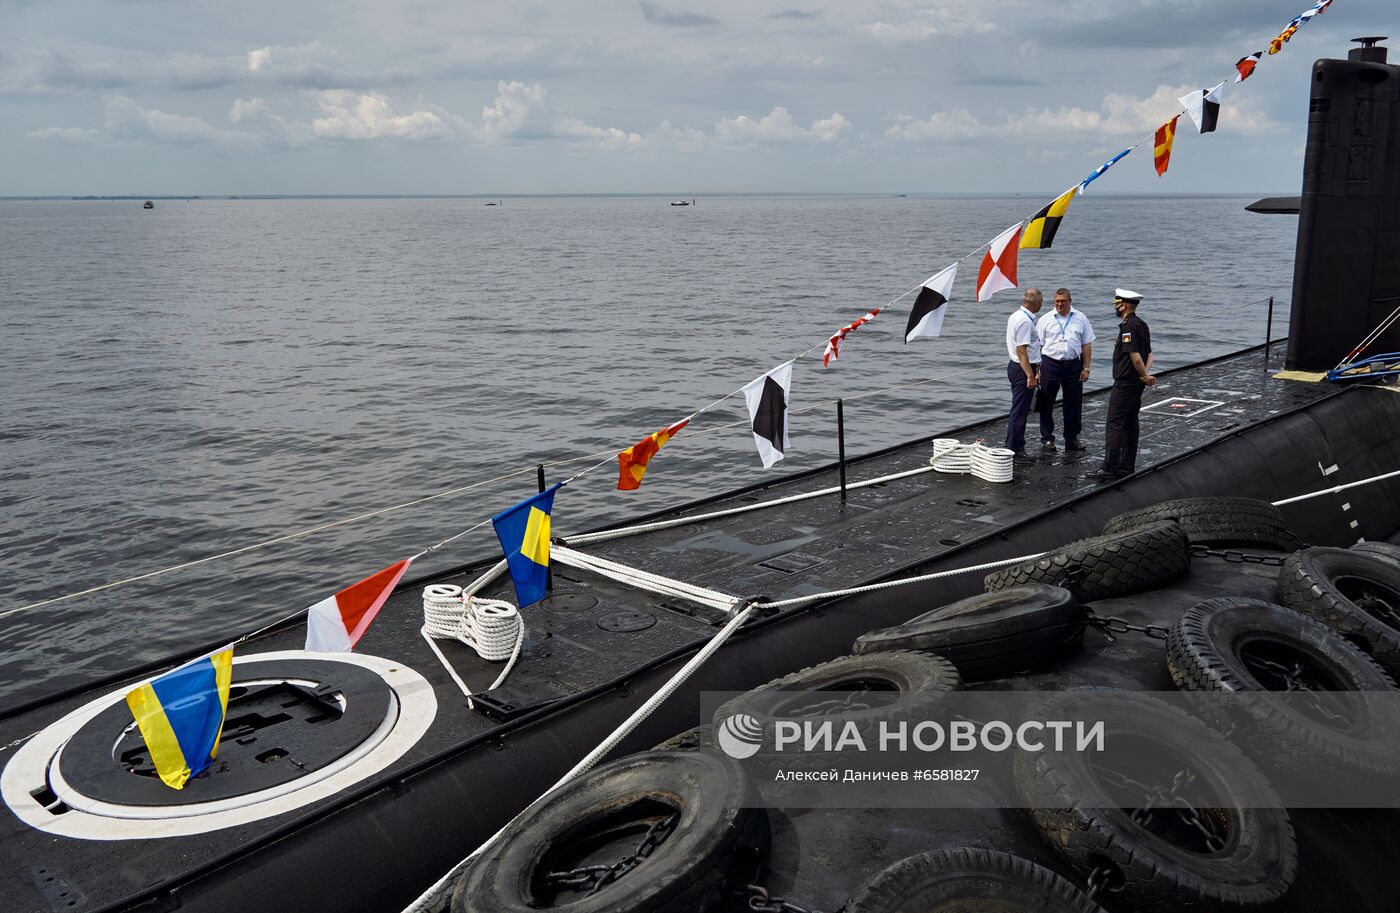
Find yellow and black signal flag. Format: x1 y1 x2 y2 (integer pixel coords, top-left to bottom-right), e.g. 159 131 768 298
1019 186 1077 250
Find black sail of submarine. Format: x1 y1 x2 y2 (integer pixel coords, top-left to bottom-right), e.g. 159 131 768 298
1286 37 1400 370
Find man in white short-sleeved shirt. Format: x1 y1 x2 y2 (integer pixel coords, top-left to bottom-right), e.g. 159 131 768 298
1004 288 1043 457
1034 287 1096 452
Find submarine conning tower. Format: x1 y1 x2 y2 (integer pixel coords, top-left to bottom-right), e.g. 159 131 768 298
1286 37 1400 371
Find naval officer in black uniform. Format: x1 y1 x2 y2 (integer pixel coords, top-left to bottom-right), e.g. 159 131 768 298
1089 288 1155 479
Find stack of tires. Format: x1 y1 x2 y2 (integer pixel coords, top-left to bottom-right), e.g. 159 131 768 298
453 496 1400 912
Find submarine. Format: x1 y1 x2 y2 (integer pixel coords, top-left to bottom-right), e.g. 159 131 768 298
4 36 1400 913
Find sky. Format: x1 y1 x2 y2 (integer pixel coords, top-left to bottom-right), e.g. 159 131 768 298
0 0 1390 195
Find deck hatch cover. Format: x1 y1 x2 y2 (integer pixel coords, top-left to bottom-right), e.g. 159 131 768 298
57 660 390 807
758 552 827 574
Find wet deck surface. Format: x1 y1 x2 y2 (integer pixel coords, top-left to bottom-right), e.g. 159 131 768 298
446 345 1331 713
0 345 1377 911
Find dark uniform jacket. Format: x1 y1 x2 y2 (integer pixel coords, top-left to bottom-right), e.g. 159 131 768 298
1112 313 1151 383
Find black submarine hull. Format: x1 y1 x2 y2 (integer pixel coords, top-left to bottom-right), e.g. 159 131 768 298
68 353 1400 913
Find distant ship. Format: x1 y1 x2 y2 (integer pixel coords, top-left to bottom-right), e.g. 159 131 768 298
142 201 153 209
671 199 693 206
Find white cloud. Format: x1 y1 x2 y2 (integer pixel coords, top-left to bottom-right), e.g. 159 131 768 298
476 81 642 146
228 96 268 123
862 21 940 42
247 47 272 73
715 106 851 144
311 90 456 140
24 126 100 144
885 109 988 141
887 83 1277 142
103 95 246 145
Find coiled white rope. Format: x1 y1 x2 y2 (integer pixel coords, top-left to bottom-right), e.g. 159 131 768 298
423 586 522 661
419 565 525 710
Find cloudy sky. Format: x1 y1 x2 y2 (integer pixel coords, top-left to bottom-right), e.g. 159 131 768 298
1 0 1387 195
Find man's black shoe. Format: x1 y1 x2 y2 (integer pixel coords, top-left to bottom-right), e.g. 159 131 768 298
1064 440 1087 451
1040 440 1057 453
1012 452 1037 465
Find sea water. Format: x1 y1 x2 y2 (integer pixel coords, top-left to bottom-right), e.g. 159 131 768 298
0 194 1295 705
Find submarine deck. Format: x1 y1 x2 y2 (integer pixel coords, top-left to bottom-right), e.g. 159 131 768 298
4 343 1400 912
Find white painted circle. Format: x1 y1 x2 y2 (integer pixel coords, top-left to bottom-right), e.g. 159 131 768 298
1 651 437 840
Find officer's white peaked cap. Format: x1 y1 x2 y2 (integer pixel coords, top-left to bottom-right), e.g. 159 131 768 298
1113 288 1143 303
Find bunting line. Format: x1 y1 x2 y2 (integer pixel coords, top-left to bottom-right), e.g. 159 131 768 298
8 2 1336 650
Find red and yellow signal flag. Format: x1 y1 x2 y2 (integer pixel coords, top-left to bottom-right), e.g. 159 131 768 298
617 418 690 490
1153 115 1181 176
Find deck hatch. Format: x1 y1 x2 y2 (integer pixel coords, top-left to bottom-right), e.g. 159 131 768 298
758 552 827 574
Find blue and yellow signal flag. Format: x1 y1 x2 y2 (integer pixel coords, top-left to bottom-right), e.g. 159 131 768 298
125 648 235 790
492 482 565 609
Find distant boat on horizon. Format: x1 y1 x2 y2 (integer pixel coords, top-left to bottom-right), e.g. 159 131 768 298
142 200 153 209
671 199 694 206
484 200 501 206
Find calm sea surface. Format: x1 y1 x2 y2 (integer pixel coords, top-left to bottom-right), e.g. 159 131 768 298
0 194 1296 707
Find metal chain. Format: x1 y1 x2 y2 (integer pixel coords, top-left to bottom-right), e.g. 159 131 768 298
1097 766 1227 856
1083 864 1116 900
0 732 37 755
1188 544 1288 567
543 812 679 896
1083 609 1170 642
743 884 826 913
1244 655 1352 725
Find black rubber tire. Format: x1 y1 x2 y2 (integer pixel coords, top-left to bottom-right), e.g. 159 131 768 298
1103 496 1293 550
852 584 1083 680
1015 691 1296 912
1276 547 1400 675
984 521 1189 602
712 652 960 750
1351 540 1400 569
1166 597 1400 775
451 751 769 913
843 847 1106 913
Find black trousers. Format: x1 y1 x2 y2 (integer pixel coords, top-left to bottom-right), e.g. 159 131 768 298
1005 360 1036 453
1103 380 1145 472
1038 355 1083 446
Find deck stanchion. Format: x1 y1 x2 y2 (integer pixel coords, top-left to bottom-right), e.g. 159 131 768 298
537 464 552 592
837 399 848 501
1265 296 1275 363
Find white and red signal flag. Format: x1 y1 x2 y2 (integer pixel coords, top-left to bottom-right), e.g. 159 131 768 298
905 263 957 343
824 308 881 366
976 223 1022 302
1180 82 1226 134
304 558 413 652
1235 51 1262 82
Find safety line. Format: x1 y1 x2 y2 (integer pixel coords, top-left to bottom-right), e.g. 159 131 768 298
1271 468 1400 506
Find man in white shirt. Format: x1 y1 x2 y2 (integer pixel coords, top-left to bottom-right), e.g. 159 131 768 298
1004 288 1043 458
1035 287 1096 452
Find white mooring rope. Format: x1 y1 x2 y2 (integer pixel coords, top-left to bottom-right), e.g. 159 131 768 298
418 565 525 710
